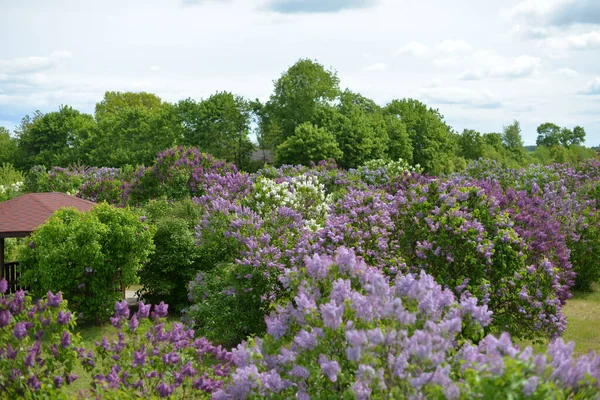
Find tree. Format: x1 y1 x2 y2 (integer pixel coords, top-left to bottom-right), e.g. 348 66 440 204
316 91 388 169
560 125 586 147
92 92 182 167
176 92 255 169
384 114 412 163
536 123 562 148
15 106 97 169
95 91 163 121
0 127 18 165
262 59 340 148
536 123 586 149
502 120 526 163
384 99 453 174
275 122 342 166
458 129 485 160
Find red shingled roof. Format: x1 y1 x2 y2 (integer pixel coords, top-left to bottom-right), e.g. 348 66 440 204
0 192 96 238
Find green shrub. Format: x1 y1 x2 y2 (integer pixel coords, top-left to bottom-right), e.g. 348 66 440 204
137 199 204 311
20 204 155 323
0 163 24 201
569 208 600 291
184 263 267 348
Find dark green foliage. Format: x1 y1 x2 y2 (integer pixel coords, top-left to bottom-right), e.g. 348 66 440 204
184 264 267 347
570 194 600 291
459 129 485 160
92 92 182 167
385 114 413 163
20 204 155 323
262 58 341 147
502 120 526 164
176 92 255 170
275 122 342 166
384 98 453 174
0 127 18 165
137 199 204 311
536 123 562 148
537 122 586 148
15 106 97 169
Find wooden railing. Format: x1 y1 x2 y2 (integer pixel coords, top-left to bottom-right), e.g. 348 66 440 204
2 262 27 293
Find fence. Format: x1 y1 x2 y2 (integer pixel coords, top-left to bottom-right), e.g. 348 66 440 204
2 262 27 293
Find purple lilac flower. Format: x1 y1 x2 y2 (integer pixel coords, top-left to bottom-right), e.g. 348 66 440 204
152 302 169 319
13 321 29 340
0 309 12 328
57 310 71 325
319 355 341 382
522 376 539 396
47 291 62 307
157 382 174 397
137 301 151 319
61 331 71 348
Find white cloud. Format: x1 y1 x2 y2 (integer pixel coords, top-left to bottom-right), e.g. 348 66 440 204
555 67 578 77
503 0 566 19
266 0 378 14
509 24 549 40
149 65 160 72
364 62 387 72
419 86 502 108
0 51 71 74
396 39 473 59
542 31 600 56
434 39 473 53
433 56 460 67
505 0 600 26
580 76 600 95
461 53 541 80
396 41 431 57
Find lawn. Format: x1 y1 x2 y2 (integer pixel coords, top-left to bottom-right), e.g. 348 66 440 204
562 287 600 353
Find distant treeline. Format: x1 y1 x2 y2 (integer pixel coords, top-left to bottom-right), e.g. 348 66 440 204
0 58 596 174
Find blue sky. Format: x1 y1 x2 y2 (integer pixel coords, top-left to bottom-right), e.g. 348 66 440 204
0 0 599 145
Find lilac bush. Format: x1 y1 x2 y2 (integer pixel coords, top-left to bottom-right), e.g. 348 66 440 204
24 165 122 195
214 247 492 399
0 281 81 397
187 193 308 345
301 181 566 339
84 300 233 398
77 176 127 205
214 248 600 399
124 146 241 205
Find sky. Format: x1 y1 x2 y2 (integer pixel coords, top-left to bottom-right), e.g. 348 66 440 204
0 0 599 145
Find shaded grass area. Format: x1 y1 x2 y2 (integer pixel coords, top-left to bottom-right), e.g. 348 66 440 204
63 324 116 397
62 317 181 397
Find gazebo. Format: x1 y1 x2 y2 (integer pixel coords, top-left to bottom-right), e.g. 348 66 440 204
0 192 96 291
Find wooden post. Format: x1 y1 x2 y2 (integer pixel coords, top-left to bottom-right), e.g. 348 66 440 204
0 237 4 281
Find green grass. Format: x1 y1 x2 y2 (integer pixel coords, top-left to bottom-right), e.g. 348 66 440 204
61 323 117 397
562 288 600 353
514 286 600 354
61 317 180 397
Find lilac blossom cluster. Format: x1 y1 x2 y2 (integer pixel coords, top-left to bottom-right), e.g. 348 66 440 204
30 165 122 195
125 146 240 205
0 280 81 397
215 248 600 399
85 300 233 398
